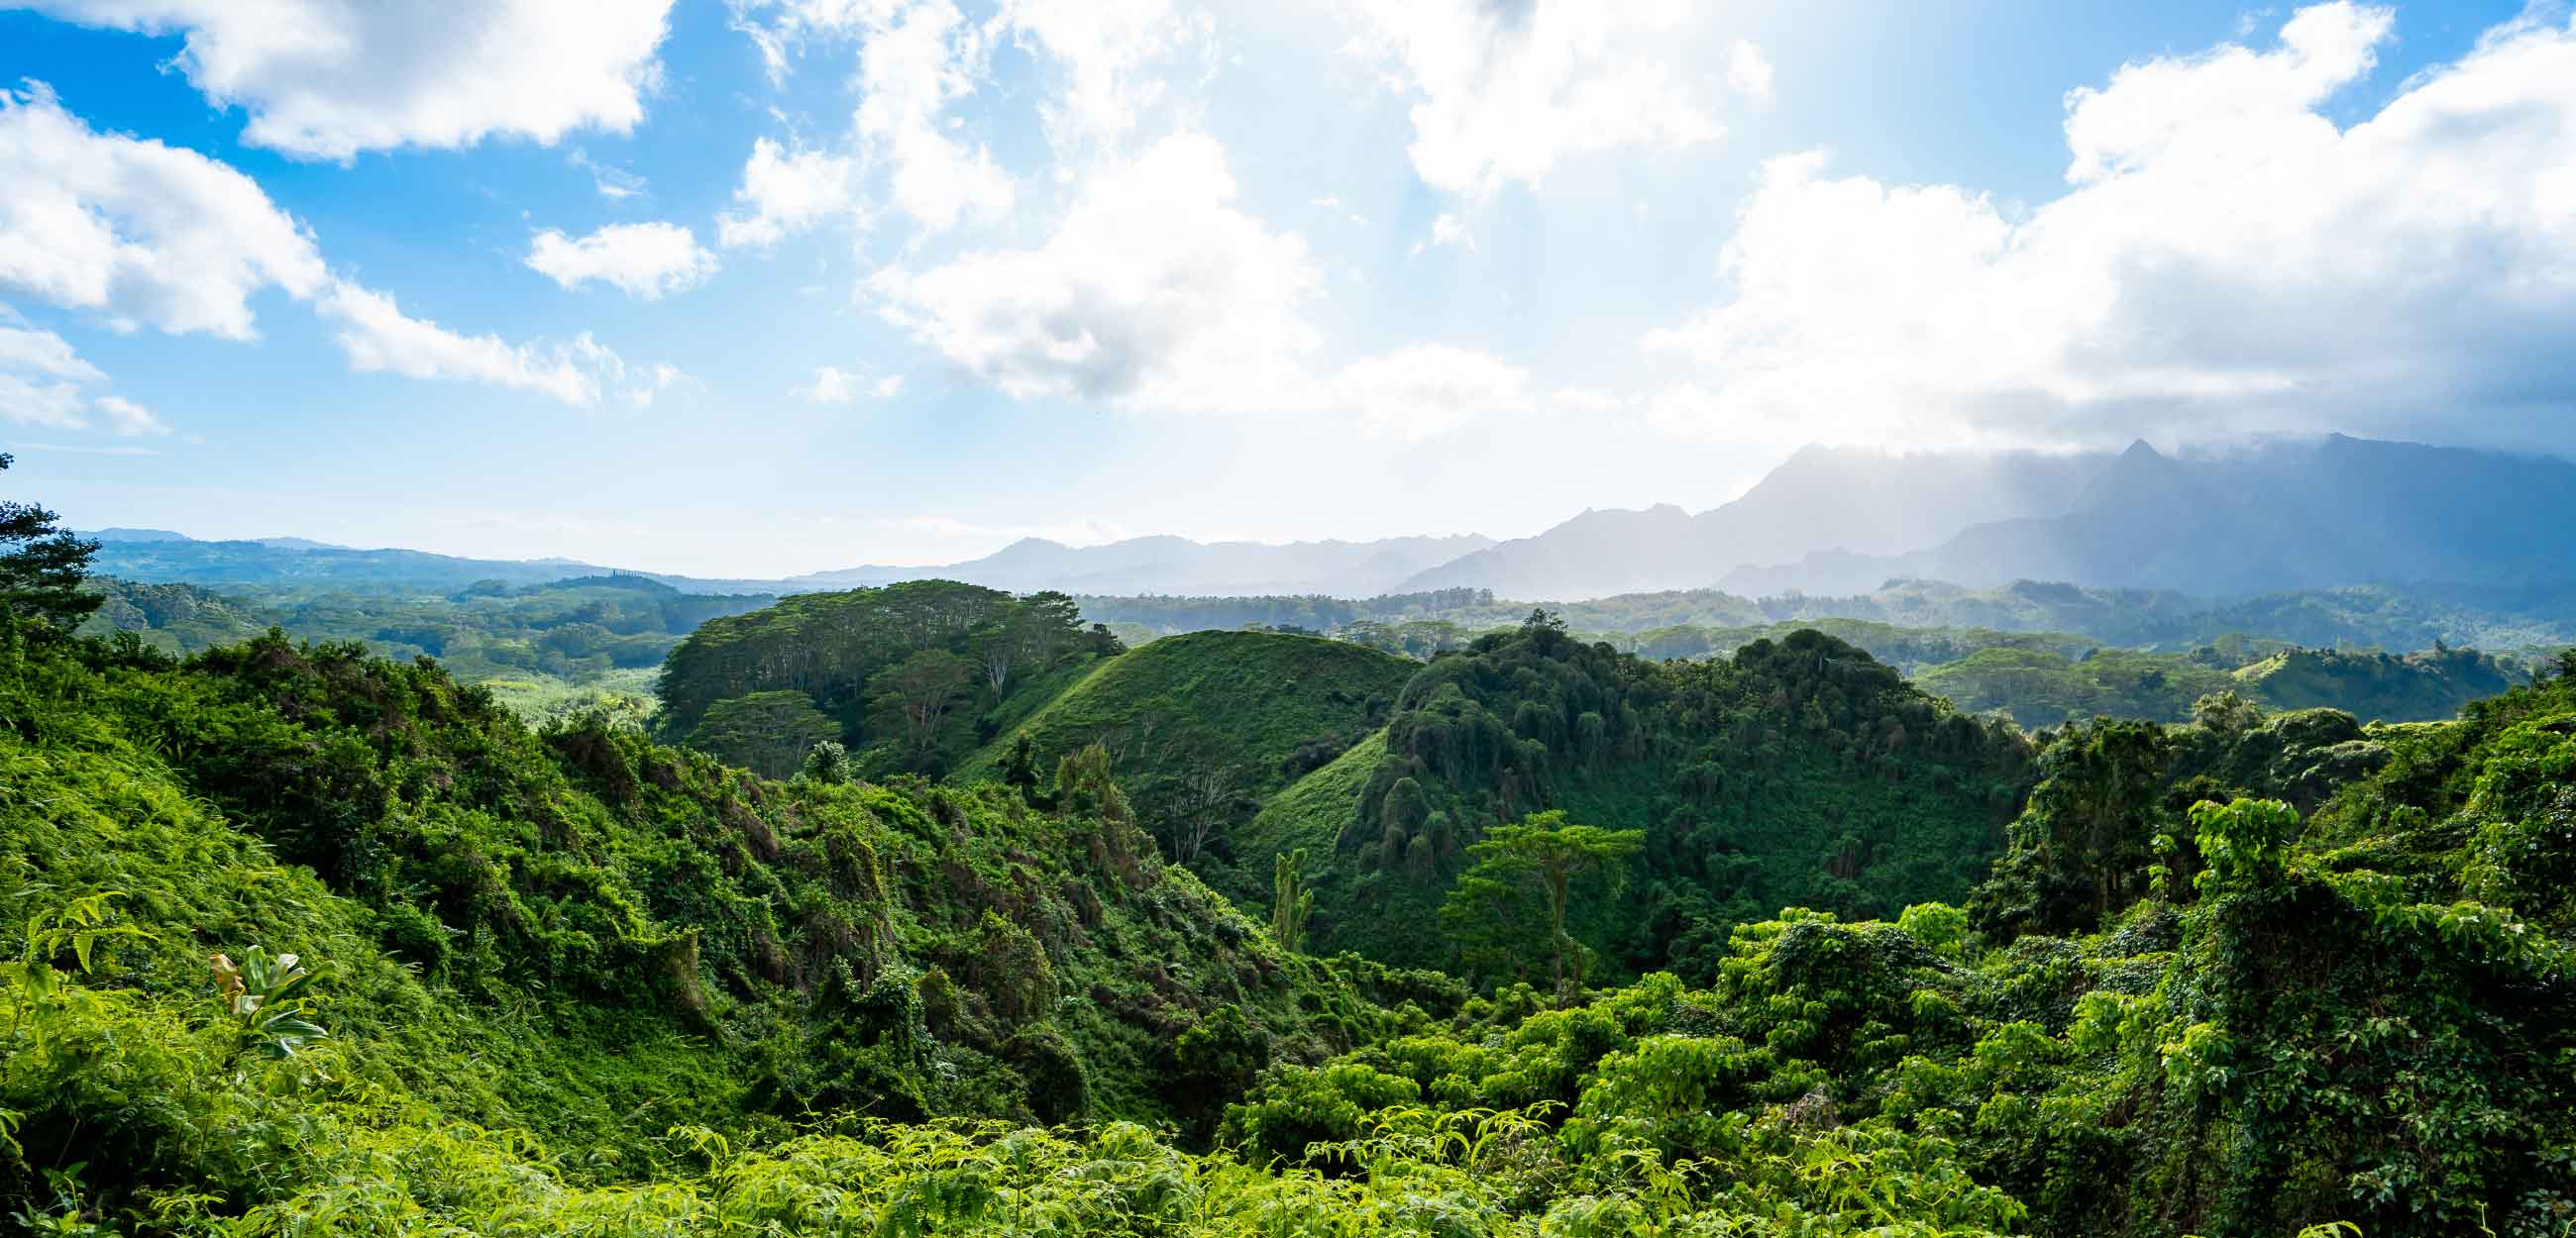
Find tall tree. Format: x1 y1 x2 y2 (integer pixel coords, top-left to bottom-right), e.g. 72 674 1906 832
867 648 973 761
1442 809 1643 1003
0 454 103 635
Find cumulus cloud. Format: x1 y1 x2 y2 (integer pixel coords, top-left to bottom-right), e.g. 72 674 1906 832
1726 39 1772 99
798 365 906 403
0 305 165 435
0 83 327 338
857 0 1015 231
1330 345 1530 442
0 373 84 431
1642 3 2576 453
870 132 1319 406
526 222 717 299
13 0 674 159
1342 0 1723 194
1411 212 1472 255
0 84 640 407
729 0 1012 234
91 394 166 437
0 311 103 384
998 0 1209 150
317 283 621 405
717 137 866 248
871 129 1560 442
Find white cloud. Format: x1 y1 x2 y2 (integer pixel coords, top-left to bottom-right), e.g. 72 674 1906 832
1642 4 2576 453
0 311 103 383
1411 211 1471 255
526 222 717 299
1726 39 1772 99
619 361 694 408
317 282 622 406
92 394 166 437
569 149 648 201
998 0 1208 150
717 137 865 248
0 84 641 407
0 83 328 339
0 373 85 431
857 0 1015 232
0 306 167 435
1342 0 1720 194
1330 344 1530 442
13 0 674 159
723 0 1020 241
729 0 901 81
798 365 905 403
871 129 1556 443
870 131 1319 406
1549 386 1623 418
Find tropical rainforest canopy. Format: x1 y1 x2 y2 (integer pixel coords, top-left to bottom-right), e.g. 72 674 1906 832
8 463 2576 1237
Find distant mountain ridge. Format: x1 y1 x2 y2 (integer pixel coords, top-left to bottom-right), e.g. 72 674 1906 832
76 434 2576 601
83 528 1498 597
782 532 1495 596
1721 435 2576 597
1398 445 2114 600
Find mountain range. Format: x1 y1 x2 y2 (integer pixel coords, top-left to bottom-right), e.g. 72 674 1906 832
78 434 2576 601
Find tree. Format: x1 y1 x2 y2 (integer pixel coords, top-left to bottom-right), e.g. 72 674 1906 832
1442 809 1643 1004
1270 849 1312 953
1015 591 1083 671
866 648 973 762
801 739 851 784
1970 718 2174 936
2192 689 2262 735
1135 732 1247 865
691 690 842 777
0 454 103 634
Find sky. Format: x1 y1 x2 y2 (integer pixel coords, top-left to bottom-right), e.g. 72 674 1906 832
0 0 2569 577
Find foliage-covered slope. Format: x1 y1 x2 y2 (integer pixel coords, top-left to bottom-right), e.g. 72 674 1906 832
954 629 1418 866
656 580 1123 776
0 629 1439 1222
1224 661 2576 1238
1228 619 2036 980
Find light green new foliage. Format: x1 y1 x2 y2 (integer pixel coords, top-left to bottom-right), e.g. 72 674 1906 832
1270 850 1312 954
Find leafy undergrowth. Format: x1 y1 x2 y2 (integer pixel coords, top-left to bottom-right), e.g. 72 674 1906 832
1234 622 2036 981
4 624 2571 1235
0 631 1444 1224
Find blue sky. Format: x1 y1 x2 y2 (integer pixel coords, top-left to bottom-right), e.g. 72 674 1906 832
0 0 2566 576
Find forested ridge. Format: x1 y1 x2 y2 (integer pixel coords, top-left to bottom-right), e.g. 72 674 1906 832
10 455 2576 1236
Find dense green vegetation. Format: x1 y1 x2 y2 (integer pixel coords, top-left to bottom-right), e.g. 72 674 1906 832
1088 584 2557 727
75 572 776 723
1217 618 2037 981
1081 578 2576 661
952 630 1416 869
653 581 1123 776
18 464 2576 1236
1919 642 2527 728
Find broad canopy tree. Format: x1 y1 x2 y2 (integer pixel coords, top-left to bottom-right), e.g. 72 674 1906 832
0 454 103 636
1441 809 1644 1004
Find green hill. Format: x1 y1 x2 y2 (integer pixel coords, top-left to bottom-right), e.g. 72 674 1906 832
1218 661 2576 1238
1226 619 2038 980
0 629 1440 1209
959 629 1414 780
953 630 1416 863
